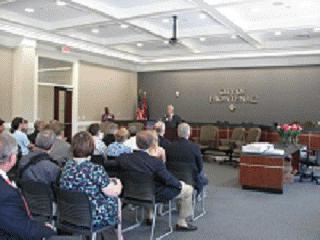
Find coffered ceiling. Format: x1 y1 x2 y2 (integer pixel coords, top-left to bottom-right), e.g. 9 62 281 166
0 0 319 68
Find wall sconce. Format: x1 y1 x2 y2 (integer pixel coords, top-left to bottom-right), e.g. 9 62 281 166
175 91 180 98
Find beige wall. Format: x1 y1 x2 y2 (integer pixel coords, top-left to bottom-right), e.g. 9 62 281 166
78 62 137 121
0 47 13 121
38 86 54 122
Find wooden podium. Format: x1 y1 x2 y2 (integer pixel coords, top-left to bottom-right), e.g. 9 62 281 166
239 145 300 194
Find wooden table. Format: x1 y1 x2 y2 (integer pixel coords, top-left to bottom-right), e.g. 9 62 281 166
239 145 300 193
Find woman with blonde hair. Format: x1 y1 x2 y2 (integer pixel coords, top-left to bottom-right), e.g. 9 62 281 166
148 130 166 162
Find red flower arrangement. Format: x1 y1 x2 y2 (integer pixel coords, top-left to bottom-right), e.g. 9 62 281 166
277 123 303 144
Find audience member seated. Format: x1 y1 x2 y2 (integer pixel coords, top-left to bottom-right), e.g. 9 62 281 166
11 117 34 156
148 131 166 162
102 123 118 147
60 132 123 237
19 129 60 185
0 118 5 134
123 125 139 150
21 119 29 134
117 131 197 231
0 133 56 239
28 120 46 144
49 120 71 167
154 121 171 150
107 128 132 158
88 123 108 158
167 123 208 193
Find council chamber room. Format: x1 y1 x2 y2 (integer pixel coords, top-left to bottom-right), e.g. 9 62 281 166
0 0 319 240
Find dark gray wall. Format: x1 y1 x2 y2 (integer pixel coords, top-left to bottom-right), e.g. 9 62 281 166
138 66 320 125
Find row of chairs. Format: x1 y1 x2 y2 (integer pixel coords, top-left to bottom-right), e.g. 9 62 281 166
18 160 206 240
198 126 261 165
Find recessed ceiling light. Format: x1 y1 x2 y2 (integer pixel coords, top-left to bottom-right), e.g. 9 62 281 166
162 19 170 23
120 24 129 29
56 0 67 6
91 28 99 34
274 31 282 36
313 27 320 32
199 37 206 42
199 13 207 19
231 34 237 39
251 7 260 13
136 42 143 47
163 40 169 45
272 1 284 6
24 8 34 13
193 50 201 54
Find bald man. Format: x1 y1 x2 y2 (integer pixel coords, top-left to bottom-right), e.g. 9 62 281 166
163 105 182 129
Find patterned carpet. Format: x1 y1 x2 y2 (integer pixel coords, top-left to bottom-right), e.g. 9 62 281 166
104 162 320 240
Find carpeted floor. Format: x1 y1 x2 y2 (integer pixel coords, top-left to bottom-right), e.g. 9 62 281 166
105 162 320 240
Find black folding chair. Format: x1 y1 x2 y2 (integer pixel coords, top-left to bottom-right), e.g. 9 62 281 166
104 159 120 178
19 180 56 226
121 170 173 240
55 188 117 240
91 155 105 166
166 162 206 221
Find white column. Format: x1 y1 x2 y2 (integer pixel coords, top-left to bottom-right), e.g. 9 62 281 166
11 38 37 122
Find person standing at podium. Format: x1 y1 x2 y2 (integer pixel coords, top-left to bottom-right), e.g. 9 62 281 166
163 104 182 129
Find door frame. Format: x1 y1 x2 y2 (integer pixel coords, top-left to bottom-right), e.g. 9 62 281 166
35 52 79 138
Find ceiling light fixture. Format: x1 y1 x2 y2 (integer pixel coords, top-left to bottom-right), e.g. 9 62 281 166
164 40 169 45
231 34 237 39
56 0 67 6
136 42 143 47
162 19 170 23
199 13 207 19
272 1 284 6
199 37 206 42
274 31 282 36
313 27 320 32
120 24 129 29
91 28 99 34
24 8 34 13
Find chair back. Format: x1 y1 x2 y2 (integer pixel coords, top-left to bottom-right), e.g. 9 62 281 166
104 160 120 178
128 122 145 132
230 128 246 142
166 162 195 186
121 170 155 204
91 155 104 166
55 188 92 231
19 180 54 221
246 128 261 143
199 125 218 143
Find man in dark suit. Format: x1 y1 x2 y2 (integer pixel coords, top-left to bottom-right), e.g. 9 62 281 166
163 105 182 129
117 131 197 231
154 121 171 150
166 123 208 193
0 133 56 240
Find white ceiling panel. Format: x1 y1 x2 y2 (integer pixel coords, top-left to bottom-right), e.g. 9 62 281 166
217 0 320 31
0 0 98 22
129 10 231 38
0 0 319 64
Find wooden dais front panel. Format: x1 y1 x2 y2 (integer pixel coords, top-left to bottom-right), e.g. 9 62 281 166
240 155 284 193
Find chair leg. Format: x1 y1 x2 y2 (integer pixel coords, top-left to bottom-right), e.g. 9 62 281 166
150 204 158 240
155 201 173 240
192 190 207 221
122 206 144 233
91 232 97 240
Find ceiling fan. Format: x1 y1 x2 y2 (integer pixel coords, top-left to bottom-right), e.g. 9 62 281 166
169 15 178 45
